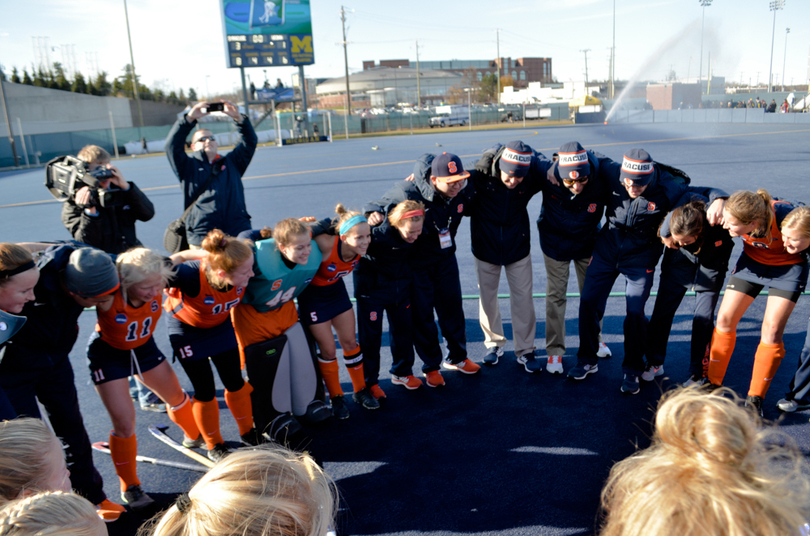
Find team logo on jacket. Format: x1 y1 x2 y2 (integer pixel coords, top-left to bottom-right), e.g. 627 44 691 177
151 300 159 312
715 240 723 247
587 203 597 213
569 170 580 179
204 296 215 305
220 164 226 171
647 202 656 212
115 313 127 324
370 311 377 321
457 204 464 213
271 279 283 291
327 264 337 272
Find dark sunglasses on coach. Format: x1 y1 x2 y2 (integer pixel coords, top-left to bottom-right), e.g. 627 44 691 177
196 136 216 143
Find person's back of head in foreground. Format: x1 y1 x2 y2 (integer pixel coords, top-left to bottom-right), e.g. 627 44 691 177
599 387 810 536
0 491 105 536
146 446 337 536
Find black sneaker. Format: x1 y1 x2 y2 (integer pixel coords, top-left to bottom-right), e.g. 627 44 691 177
483 347 503 365
207 443 231 463
331 395 350 420
121 485 155 512
745 395 764 417
304 400 332 423
621 374 640 395
516 351 541 373
352 387 380 410
567 362 598 380
182 435 205 449
240 428 265 447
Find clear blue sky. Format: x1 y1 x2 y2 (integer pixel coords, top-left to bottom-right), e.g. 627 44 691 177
1 0 808 99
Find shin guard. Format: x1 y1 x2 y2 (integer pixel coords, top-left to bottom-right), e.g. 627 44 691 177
748 342 785 398
224 382 255 436
707 328 736 386
167 392 201 441
108 433 139 492
318 358 343 398
191 397 223 449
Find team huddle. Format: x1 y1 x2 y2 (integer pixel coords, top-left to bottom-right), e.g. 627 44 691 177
1 103 810 532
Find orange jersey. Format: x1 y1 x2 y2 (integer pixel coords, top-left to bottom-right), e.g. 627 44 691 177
96 290 163 351
741 201 803 266
310 237 359 287
164 261 244 329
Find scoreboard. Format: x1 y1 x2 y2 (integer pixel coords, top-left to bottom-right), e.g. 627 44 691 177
220 0 314 68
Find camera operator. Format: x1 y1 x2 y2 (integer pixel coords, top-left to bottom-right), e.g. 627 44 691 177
61 145 155 255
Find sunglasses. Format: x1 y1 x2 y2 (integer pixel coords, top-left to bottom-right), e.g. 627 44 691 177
562 176 589 185
195 136 216 143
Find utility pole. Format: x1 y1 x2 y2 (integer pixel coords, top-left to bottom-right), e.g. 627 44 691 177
699 0 712 94
580 49 591 88
767 0 784 93
415 40 421 108
123 0 143 127
496 29 501 105
782 27 790 91
610 0 615 98
340 6 351 116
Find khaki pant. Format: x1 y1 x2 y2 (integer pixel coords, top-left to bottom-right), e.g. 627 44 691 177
543 253 602 356
474 255 536 357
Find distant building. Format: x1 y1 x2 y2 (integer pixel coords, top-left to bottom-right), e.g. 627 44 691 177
315 67 464 108
362 57 553 88
646 83 702 110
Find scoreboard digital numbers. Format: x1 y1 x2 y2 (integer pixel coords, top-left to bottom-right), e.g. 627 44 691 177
220 0 314 68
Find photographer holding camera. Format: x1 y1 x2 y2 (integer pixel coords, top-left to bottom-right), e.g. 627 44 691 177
61 145 155 255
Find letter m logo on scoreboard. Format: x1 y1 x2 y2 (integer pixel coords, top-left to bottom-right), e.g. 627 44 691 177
290 35 312 53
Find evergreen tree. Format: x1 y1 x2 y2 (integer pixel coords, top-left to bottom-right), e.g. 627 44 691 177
94 71 112 96
53 62 71 91
22 69 33 85
168 90 178 102
11 67 20 84
71 72 87 94
188 87 197 101
86 79 99 96
33 67 45 87
179 88 186 101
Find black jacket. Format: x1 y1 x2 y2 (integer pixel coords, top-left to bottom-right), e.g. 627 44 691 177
61 182 154 255
4 243 90 355
468 146 546 265
354 219 415 302
165 115 257 245
537 151 611 262
594 159 728 270
363 154 474 270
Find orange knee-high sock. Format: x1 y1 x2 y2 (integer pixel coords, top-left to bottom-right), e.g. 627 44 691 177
108 433 139 492
167 392 201 441
319 358 343 398
343 346 366 392
748 342 785 398
224 382 254 436
707 328 736 386
192 397 223 450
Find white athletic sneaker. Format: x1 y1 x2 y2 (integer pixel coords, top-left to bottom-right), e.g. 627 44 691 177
597 342 612 358
641 364 664 382
546 355 564 374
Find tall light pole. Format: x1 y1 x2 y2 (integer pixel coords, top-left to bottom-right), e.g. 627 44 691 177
782 27 790 91
580 49 591 88
123 0 143 127
699 0 712 94
768 0 785 93
609 0 615 99
340 6 352 116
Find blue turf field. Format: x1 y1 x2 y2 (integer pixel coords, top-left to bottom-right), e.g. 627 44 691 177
2 122 810 535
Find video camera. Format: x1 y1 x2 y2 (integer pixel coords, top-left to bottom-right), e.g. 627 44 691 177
44 155 123 208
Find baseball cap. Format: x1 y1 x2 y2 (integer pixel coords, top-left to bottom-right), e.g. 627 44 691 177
619 149 655 186
431 152 470 183
64 248 120 298
499 141 533 178
555 141 590 181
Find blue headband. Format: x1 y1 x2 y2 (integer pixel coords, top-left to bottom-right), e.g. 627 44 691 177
339 215 368 236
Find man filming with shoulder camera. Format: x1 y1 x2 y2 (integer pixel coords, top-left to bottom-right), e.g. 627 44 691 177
61 145 155 255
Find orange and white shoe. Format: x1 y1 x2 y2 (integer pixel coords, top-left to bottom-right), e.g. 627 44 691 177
546 355 564 374
442 358 481 375
425 370 446 388
95 499 126 522
391 375 423 390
